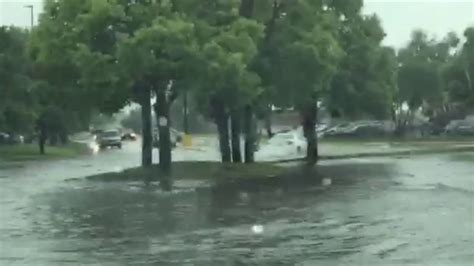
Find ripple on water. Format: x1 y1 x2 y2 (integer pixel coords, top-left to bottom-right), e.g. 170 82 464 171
363 239 409 258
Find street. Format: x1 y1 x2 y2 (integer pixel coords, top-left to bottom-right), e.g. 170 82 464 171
0 140 473 265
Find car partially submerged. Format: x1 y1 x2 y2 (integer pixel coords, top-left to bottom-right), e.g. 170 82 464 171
268 131 306 153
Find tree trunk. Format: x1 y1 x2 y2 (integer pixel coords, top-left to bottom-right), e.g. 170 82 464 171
244 105 255 163
465 67 472 92
39 128 46 155
213 101 231 163
154 92 172 175
59 131 68 145
302 104 318 164
230 110 242 163
49 134 58 146
183 91 189 134
140 88 153 167
217 117 231 163
264 105 273 138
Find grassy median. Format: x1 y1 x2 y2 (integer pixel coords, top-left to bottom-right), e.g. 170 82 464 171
86 161 286 183
0 143 88 161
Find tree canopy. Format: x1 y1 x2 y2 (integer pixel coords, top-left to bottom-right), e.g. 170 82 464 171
2 0 473 167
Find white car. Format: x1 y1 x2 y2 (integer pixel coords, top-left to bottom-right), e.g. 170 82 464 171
267 132 306 153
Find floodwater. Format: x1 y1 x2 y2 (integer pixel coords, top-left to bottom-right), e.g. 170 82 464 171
0 141 473 265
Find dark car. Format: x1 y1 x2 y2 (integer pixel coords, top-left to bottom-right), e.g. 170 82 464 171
0 132 10 144
445 120 474 136
121 132 137 141
454 124 474 135
327 123 387 138
0 132 25 144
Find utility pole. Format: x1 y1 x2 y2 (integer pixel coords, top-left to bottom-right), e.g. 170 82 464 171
183 91 189 134
24 5 34 28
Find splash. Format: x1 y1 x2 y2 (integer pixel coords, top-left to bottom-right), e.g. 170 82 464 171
251 224 264 234
88 142 100 155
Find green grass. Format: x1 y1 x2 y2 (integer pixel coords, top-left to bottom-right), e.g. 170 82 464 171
86 161 286 183
321 136 474 144
0 143 87 161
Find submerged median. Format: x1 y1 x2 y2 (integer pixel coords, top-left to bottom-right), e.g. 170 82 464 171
86 161 287 184
84 140 474 184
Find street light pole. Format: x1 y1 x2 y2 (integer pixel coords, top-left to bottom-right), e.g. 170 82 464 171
24 5 34 28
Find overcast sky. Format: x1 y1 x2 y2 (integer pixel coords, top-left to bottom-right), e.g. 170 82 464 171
1 0 473 48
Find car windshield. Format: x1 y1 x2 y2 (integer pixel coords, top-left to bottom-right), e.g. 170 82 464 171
101 131 119 138
1 0 474 265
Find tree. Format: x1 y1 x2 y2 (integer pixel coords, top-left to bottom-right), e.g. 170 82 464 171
263 0 343 163
29 0 130 152
194 17 264 163
328 12 396 121
396 30 461 133
31 0 161 161
177 0 265 163
443 27 474 108
118 14 200 177
0 27 36 136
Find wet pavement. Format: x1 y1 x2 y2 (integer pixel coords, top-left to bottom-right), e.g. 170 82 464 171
0 141 473 265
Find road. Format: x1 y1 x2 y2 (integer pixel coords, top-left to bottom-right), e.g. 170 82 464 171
0 140 473 265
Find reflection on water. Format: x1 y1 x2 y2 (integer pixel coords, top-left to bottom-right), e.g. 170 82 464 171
0 155 473 265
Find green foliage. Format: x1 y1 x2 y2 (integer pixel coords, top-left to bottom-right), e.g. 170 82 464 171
119 15 199 88
398 30 462 110
398 61 441 110
265 0 343 109
196 17 264 111
5 0 472 164
443 27 474 107
121 108 142 132
328 13 395 119
0 26 36 133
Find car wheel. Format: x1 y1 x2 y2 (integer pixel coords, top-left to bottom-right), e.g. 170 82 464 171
117 144 122 149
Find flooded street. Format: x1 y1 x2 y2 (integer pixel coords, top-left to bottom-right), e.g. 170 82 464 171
0 142 473 265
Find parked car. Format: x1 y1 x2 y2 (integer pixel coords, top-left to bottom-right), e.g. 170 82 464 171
23 133 38 144
10 135 24 144
324 123 353 136
326 122 387 137
0 132 25 144
97 129 122 149
315 123 329 133
267 131 306 153
445 120 463 134
445 120 474 135
349 124 387 137
121 132 137 141
0 132 10 144
456 124 474 135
